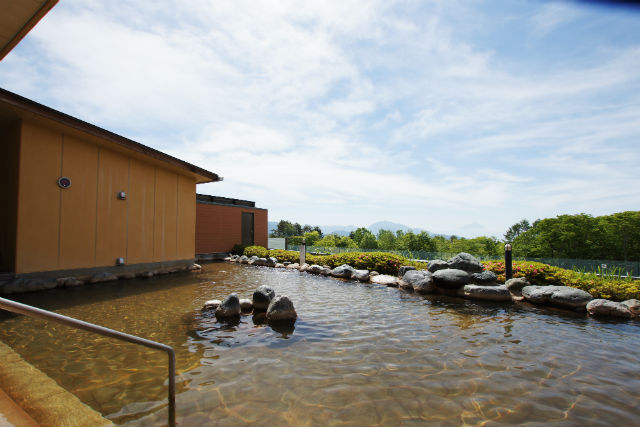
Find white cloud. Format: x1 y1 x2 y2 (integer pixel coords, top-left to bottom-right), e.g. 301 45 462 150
1 0 639 238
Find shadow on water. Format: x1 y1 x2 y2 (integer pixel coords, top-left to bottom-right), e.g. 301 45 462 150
0 270 208 316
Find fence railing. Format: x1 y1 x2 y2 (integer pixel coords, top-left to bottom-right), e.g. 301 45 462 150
287 246 640 276
0 297 176 427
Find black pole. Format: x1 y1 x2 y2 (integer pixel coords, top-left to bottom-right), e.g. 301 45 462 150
505 244 513 280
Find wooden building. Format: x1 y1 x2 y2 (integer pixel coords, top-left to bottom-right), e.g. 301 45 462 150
0 89 220 283
195 194 268 258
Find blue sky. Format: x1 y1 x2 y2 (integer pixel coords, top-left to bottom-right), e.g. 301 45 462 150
2 0 639 238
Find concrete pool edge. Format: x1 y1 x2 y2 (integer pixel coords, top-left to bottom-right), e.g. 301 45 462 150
0 340 113 427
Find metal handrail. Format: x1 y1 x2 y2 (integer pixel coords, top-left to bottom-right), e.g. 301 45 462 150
0 297 176 427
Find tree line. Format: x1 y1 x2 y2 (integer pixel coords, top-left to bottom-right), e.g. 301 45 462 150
270 220 503 255
271 211 640 261
508 211 640 261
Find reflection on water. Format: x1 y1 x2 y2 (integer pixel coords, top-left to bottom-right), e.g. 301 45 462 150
1 263 639 426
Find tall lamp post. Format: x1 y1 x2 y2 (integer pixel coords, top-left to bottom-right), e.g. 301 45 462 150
505 244 513 281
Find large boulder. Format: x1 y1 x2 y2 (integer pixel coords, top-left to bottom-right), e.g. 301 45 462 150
447 253 484 273
299 263 310 272
239 255 249 264
622 299 640 317
427 260 449 273
351 270 370 282
286 263 300 270
215 293 241 318
266 295 297 321
320 267 333 276
521 286 593 310
306 265 325 274
460 284 512 302
247 256 260 265
505 278 531 296
470 271 498 285
252 285 276 311
397 266 416 278
239 298 253 312
202 299 221 310
331 264 355 279
586 299 633 319
401 270 435 293
370 274 399 287
432 269 470 289
265 257 277 267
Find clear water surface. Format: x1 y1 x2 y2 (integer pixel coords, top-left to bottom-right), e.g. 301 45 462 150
0 262 638 426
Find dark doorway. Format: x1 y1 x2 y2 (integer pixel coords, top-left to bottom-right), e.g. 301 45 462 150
241 212 254 246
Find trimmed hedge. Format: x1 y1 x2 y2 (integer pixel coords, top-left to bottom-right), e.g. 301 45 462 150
241 246 639 302
244 245 268 258
482 260 640 302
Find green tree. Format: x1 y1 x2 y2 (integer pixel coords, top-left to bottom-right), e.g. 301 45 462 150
303 230 321 246
377 229 397 250
360 233 379 249
504 219 531 243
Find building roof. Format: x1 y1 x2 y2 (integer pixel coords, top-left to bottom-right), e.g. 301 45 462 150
0 88 221 184
0 0 59 60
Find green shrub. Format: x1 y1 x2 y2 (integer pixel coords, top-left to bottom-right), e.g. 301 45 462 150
244 245 268 258
229 244 246 255
482 260 640 301
322 252 407 275
267 249 299 263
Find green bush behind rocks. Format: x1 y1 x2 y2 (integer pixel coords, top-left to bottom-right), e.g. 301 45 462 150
243 247 640 301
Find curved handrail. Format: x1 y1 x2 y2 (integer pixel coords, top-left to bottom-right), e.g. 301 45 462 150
0 297 176 427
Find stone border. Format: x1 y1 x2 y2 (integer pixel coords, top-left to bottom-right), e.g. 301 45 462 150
0 340 113 427
226 253 639 321
0 259 202 295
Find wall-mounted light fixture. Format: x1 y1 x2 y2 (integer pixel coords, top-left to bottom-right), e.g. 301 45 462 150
116 257 125 266
117 191 126 200
57 177 72 189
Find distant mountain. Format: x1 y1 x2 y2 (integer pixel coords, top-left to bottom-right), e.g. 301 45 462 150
368 220 424 235
318 225 357 236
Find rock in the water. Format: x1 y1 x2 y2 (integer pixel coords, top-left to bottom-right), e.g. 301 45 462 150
239 298 253 312
215 294 241 317
286 263 300 270
299 263 310 272
622 299 640 316
320 267 332 276
505 278 531 296
253 285 276 311
189 263 202 271
432 269 470 289
427 260 449 273
351 269 370 282
587 299 633 319
470 271 498 284
401 270 435 293
370 274 399 287
239 255 249 264
266 295 297 321
89 272 118 283
331 264 355 279
306 265 324 274
460 284 512 301
447 253 484 273
203 299 221 310
398 266 416 278
247 256 260 265
370 271 379 277
275 263 286 268
57 277 84 287
522 285 593 310
265 257 277 267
